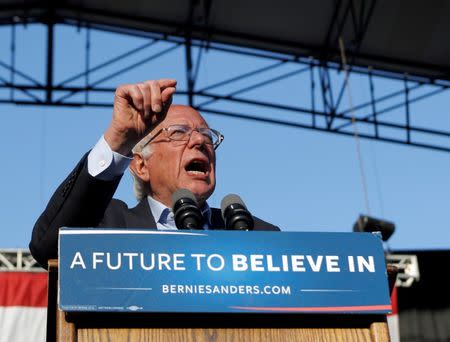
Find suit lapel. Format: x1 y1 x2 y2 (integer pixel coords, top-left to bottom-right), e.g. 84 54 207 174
126 199 157 228
210 208 225 230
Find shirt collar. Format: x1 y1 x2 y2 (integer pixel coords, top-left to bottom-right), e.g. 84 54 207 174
146 195 212 227
147 195 168 225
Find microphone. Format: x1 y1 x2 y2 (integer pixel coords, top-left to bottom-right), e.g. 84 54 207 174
221 194 254 231
172 189 204 230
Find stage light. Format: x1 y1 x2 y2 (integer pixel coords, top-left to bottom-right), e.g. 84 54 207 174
353 215 395 241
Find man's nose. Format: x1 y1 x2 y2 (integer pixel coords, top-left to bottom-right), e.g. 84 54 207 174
187 129 207 148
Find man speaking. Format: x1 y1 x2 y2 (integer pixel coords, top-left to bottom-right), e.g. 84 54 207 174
30 79 278 268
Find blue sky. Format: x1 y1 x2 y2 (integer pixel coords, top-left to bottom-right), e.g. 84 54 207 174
1 24 449 251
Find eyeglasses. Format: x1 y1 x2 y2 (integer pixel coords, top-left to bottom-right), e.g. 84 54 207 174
141 124 224 150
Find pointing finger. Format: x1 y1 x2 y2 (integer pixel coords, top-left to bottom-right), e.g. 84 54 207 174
149 81 162 113
161 87 176 108
128 84 144 113
158 78 177 90
137 82 152 117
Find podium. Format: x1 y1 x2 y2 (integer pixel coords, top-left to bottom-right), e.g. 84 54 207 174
48 230 393 341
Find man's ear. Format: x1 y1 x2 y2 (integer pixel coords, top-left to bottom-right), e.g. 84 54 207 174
129 154 150 182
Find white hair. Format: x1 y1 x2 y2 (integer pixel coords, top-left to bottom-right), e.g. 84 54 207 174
130 138 153 201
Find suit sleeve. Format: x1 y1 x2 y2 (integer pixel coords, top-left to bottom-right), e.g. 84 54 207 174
29 153 122 268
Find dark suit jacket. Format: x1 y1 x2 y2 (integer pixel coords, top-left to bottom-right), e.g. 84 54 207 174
30 154 279 268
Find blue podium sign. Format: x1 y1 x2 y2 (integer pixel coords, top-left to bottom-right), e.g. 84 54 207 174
59 229 391 314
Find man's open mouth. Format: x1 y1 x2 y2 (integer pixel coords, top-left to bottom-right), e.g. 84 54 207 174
185 159 208 175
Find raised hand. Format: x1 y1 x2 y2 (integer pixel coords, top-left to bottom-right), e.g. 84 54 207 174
104 79 177 155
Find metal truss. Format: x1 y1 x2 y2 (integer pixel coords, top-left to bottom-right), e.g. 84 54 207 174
0 249 42 271
0 0 449 152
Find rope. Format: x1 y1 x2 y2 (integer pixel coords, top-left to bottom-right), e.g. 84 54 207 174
338 37 371 214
